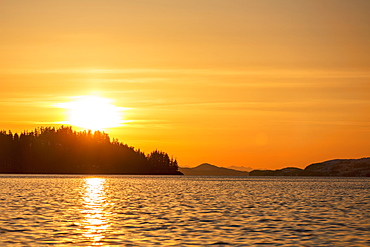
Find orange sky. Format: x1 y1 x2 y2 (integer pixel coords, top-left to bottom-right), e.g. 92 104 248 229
1 0 369 169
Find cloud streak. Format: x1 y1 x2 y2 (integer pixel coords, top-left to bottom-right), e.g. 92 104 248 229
3 67 369 79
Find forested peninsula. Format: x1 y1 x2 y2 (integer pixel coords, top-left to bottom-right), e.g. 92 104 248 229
0 126 182 175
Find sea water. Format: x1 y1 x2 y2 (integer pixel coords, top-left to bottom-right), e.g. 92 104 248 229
0 175 369 246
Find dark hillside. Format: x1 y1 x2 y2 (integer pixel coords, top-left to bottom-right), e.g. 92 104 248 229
249 158 370 177
0 126 182 175
180 163 249 176
303 158 370 177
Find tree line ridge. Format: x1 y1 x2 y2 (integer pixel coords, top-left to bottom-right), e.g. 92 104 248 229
0 126 182 175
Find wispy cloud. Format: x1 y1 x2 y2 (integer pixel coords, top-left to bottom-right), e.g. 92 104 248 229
0 94 72 108
3 67 369 79
122 119 173 129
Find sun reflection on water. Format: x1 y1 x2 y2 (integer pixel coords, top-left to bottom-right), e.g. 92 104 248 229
81 178 111 245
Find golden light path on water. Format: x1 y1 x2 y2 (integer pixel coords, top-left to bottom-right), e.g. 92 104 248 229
81 178 111 245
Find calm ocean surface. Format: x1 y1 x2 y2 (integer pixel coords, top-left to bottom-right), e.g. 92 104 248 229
0 175 369 246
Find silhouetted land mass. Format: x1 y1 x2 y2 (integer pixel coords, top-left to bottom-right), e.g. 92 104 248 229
228 165 253 172
249 158 370 177
179 163 249 176
0 126 182 175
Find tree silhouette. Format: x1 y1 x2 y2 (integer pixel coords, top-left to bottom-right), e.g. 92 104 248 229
147 150 179 174
0 126 182 175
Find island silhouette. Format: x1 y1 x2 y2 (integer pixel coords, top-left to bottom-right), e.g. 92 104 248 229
249 158 370 177
0 126 182 175
179 163 249 176
1 126 369 176
179 158 370 177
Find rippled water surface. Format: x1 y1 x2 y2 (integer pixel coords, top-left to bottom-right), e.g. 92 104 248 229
0 175 369 246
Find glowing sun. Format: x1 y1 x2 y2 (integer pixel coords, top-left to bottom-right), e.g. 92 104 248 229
58 96 126 130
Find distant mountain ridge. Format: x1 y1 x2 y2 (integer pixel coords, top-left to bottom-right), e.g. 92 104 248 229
227 165 253 172
179 163 249 176
181 158 370 177
250 157 370 177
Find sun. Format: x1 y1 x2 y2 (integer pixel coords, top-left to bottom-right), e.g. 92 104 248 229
58 96 126 131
